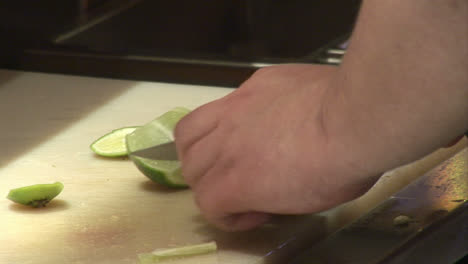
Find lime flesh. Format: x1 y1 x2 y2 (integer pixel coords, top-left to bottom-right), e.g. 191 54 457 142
90 126 138 157
126 107 190 188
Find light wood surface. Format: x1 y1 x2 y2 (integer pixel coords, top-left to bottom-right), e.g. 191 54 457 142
1 70 465 264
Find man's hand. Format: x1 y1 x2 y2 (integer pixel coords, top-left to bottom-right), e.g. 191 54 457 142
174 0 468 231
175 65 379 231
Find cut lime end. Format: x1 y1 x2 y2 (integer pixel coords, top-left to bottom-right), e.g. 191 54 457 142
90 126 139 157
126 107 190 188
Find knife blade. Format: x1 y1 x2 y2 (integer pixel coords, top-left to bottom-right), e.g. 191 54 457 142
128 141 178 160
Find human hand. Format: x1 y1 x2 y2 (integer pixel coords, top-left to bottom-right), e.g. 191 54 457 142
175 64 380 231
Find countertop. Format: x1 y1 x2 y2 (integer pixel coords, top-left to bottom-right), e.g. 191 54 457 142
1 69 466 264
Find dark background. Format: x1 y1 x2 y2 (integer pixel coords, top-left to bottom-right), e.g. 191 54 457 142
0 0 361 86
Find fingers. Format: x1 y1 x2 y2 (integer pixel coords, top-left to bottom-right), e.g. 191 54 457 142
179 125 228 186
193 164 272 231
188 153 273 231
174 98 225 161
173 64 351 232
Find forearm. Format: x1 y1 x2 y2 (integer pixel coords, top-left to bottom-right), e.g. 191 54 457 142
326 0 468 176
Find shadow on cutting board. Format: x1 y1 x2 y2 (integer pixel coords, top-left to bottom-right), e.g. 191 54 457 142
0 70 136 169
8 199 70 213
192 213 328 264
139 180 185 194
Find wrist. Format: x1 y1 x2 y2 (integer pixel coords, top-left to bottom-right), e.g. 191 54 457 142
321 70 384 181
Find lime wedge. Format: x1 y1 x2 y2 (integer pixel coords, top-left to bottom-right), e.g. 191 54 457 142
126 107 190 188
90 127 139 157
7 182 64 207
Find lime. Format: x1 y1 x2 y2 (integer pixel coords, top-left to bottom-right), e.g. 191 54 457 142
7 182 64 207
90 127 139 157
126 107 190 188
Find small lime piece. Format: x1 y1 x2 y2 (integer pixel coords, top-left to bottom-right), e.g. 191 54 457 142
126 107 190 188
7 182 64 207
90 126 138 157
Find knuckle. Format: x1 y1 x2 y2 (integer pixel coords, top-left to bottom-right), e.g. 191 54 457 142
179 153 197 186
174 114 190 142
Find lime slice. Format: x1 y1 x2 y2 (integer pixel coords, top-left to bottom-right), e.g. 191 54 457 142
90 127 139 157
126 107 190 188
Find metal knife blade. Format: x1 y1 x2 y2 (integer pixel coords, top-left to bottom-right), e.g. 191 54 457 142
129 141 178 160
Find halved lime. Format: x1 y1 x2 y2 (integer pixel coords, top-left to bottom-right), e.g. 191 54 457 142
126 107 190 188
90 127 139 157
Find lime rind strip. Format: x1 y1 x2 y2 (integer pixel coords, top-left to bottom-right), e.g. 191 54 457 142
152 241 217 257
137 241 217 263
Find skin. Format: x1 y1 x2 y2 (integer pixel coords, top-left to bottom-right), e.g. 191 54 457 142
175 0 468 231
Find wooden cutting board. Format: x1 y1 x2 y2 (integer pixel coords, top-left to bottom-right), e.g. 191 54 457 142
0 69 465 264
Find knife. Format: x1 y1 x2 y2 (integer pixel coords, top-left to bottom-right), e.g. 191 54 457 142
128 141 178 160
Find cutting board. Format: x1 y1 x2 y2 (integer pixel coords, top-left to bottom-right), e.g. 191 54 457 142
1 69 466 264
